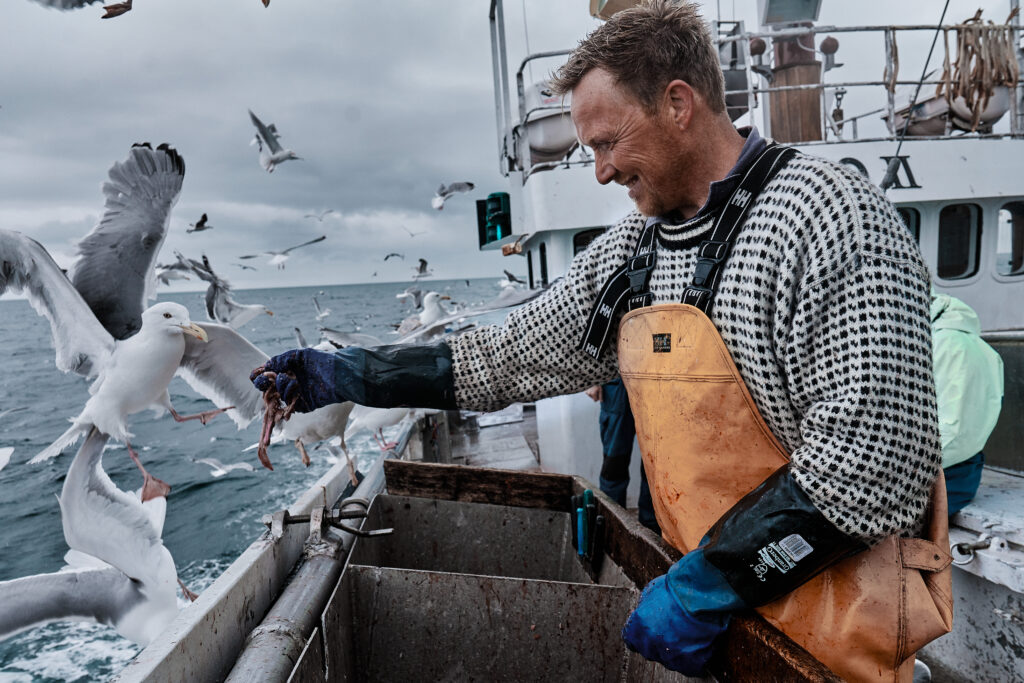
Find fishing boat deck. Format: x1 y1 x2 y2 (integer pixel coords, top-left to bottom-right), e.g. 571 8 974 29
450 403 540 471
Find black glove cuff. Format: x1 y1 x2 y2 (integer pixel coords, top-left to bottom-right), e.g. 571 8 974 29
702 464 868 607
334 342 457 410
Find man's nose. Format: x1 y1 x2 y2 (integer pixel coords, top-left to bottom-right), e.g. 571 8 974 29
594 151 615 185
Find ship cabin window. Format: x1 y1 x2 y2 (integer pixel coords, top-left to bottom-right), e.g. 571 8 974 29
896 207 920 243
539 243 549 287
573 228 606 256
937 203 982 280
997 202 1024 276
527 249 535 289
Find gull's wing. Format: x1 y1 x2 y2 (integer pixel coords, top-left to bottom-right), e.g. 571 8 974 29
195 457 225 470
318 327 383 349
294 326 309 347
59 430 171 589
179 323 268 428
248 110 283 154
446 181 475 194
0 230 114 377
0 568 145 642
69 143 185 340
396 286 546 344
312 296 325 316
29 0 105 8
281 235 326 255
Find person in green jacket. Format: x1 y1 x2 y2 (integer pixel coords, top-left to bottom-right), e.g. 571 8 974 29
931 291 1004 515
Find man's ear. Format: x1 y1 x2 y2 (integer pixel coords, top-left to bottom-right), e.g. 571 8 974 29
664 80 695 131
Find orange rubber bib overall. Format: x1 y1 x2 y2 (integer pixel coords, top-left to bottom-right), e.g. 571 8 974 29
618 303 953 683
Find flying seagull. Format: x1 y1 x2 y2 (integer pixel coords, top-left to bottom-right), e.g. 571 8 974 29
0 145 263 497
312 295 330 321
304 209 335 222
175 252 273 329
154 260 191 287
248 109 300 173
412 258 432 280
431 181 475 210
194 457 255 478
0 430 185 647
232 262 257 271
383 252 404 261
187 213 211 233
402 226 425 238
238 235 326 269
396 284 423 310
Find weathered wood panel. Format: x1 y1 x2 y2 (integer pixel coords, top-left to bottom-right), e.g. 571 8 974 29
383 459 573 511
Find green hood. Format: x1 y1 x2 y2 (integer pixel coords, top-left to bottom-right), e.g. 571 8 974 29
931 291 981 335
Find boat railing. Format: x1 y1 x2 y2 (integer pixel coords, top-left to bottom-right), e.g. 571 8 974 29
718 22 1024 146
113 414 434 683
489 3 1024 179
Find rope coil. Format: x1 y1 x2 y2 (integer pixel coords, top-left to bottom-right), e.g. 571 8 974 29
938 8 1020 131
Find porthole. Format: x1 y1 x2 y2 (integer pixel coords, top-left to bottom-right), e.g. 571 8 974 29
937 204 981 280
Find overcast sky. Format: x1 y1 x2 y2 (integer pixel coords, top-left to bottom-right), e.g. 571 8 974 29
0 0 1013 290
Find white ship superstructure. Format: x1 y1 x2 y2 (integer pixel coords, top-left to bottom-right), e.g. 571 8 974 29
481 1 1024 679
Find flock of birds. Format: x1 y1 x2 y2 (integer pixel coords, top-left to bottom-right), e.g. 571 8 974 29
0 142 538 651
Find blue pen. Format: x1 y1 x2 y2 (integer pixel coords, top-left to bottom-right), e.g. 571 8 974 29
576 507 586 556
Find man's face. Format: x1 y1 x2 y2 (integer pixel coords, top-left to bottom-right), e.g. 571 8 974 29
571 68 686 217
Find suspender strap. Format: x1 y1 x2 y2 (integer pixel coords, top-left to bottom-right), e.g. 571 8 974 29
578 224 656 359
578 143 796 360
681 144 797 314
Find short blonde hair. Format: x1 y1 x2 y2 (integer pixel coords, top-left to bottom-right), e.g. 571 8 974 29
549 0 725 114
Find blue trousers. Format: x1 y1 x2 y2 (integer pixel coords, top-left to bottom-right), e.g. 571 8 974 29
598 379 659 533
945 451 985 516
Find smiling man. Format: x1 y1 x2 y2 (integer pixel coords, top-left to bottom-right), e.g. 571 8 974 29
252 1 946 677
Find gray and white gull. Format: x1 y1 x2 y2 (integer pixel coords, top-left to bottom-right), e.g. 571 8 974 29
0 144 266 498
248 109 301 173
0 430 184 647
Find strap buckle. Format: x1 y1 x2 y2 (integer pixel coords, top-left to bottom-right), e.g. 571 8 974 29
692 240 729 287
626 252 656 292
682 286 713 311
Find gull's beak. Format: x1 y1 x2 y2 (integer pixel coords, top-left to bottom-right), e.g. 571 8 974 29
265 310 275 316
181 322 209 342
440 295 451 300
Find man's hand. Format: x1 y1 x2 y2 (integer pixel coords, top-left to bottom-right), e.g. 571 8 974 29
250 348 339 413
584 385 603 402
621 548 743 675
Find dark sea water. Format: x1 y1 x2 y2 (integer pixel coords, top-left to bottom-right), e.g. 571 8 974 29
0 277 506 682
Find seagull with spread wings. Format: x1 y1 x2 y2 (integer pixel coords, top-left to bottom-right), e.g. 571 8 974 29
0 144 266 498
174 252 273 329
248 109 301 173
238 234 326 269
312 295 330 321
431 181 475 210
186 213 212 233
411 257 433 280
0 430 187 647
304 209 335 222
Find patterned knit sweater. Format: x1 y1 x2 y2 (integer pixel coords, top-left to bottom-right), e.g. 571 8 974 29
447 152 941 545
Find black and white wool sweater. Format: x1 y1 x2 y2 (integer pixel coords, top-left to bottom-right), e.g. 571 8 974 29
447 152 941 546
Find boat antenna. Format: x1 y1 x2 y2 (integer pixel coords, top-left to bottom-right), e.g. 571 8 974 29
880 0 951 190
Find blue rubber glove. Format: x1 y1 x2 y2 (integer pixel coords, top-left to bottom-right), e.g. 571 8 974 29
251 347 342 413
250 342 457 413
622 547 745 676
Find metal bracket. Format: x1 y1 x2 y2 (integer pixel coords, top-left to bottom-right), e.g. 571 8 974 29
262 497 394 540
